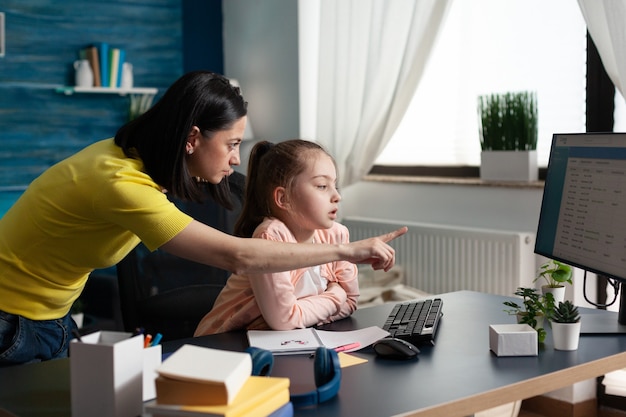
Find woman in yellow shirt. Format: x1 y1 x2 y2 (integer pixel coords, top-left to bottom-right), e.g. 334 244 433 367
0 71 406 366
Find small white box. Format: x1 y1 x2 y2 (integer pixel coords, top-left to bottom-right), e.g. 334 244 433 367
489 324 538 356
70 331 144 417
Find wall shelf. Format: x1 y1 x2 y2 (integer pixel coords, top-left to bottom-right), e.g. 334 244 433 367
55 86 158 96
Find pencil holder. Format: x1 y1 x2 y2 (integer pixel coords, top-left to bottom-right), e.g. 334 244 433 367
70 331 144 417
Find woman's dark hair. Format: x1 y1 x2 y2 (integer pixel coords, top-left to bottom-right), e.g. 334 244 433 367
235 139 333 238
114 71 247 207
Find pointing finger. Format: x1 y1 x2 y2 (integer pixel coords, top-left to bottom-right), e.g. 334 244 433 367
379 227 408 243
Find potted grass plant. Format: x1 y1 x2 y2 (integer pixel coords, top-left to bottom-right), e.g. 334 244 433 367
550 300 581 350
477 91 538 181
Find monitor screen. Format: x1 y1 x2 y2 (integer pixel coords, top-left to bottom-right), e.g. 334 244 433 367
535 133 626 282
535 133 626 332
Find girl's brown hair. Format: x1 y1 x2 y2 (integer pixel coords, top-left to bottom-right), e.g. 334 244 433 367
235 139 334 238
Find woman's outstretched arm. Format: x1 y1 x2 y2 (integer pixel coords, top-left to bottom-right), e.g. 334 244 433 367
161 220 408 275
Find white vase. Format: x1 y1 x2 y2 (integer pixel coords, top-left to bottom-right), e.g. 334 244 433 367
551 321 581 350
541 285 566 305
73 59 93 87
121 62 134 89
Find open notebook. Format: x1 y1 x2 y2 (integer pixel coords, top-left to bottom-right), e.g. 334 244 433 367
247 326 389 355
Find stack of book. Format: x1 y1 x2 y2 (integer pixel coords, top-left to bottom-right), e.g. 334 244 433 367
144 344 293 417
79 43 126 88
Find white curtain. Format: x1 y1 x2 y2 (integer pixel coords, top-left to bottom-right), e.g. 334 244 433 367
312 0 451 188
578 0 626 97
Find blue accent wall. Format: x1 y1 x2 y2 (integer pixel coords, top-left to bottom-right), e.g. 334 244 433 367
0 0 186 189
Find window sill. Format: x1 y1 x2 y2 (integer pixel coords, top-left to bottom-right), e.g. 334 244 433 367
363 174 544 189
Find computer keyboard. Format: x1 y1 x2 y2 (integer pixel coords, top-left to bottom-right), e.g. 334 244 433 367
382 298 443 345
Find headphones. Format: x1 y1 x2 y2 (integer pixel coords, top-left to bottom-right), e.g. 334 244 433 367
246 346 341 408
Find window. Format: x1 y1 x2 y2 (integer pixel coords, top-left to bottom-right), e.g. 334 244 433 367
375 0 587 168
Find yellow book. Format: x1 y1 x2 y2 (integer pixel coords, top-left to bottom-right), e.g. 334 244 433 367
145 376 290 417
109 48 120 88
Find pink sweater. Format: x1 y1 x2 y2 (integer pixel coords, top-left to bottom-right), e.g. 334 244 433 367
194 218 359 336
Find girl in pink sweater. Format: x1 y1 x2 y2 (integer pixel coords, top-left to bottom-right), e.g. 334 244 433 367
194 139 359 335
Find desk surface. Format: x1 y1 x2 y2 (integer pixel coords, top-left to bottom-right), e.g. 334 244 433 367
2 291 626 417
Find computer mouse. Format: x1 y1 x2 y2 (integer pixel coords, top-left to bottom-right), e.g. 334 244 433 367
372 337 420 360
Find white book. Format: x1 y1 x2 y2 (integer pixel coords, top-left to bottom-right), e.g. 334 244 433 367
155 345 252 405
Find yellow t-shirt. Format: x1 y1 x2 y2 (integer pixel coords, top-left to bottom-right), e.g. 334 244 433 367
0 139 193 319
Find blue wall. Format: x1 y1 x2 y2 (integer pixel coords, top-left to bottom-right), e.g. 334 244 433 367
0 0 185 188
0 0 223 214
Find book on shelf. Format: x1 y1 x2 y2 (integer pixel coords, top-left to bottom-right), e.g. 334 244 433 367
77 43 128 89
85 45 101 87
97 42 110 87
108 47 125 88
109 48 119 88
116 48 125 88
247 325 389 355
146 376 291 417
155 345 252 406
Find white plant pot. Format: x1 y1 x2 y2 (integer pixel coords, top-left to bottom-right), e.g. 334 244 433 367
480 150 538 182
541 285 566 305
551 321 581 351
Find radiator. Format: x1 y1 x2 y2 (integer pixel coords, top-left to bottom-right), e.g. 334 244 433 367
343 216 536 296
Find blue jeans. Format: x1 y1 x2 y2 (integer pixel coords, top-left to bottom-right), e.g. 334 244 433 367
0 310 77 366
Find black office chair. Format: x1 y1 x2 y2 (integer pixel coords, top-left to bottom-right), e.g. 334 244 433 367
116 172 245 341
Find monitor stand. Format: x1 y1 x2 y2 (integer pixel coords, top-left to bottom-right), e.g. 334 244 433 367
580 282 626 334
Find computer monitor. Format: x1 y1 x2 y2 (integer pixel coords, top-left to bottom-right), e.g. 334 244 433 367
535 132 626 333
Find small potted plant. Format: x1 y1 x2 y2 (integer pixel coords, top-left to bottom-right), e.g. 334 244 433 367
534 260 573 305
503 287 555 343
477 90 538 181
551 300 581 351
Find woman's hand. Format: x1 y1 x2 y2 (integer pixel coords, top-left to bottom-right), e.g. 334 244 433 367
345 227 408 272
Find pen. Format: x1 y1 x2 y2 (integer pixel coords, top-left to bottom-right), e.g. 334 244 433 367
334 342 360 352
150 333 163 347
144 334 153 348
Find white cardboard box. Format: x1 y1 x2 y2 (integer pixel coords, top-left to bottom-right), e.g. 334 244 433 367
70 331 144 417
489 324 538 356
